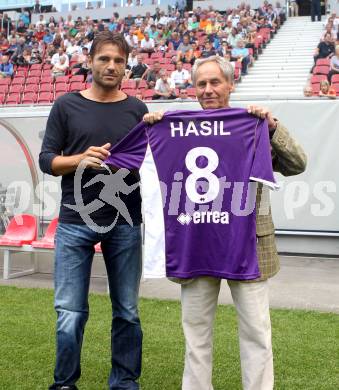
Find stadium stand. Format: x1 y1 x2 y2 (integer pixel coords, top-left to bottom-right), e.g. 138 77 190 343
307 12 339 97
0 1 286 104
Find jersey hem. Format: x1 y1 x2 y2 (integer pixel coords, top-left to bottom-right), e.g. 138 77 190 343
146 270 261 280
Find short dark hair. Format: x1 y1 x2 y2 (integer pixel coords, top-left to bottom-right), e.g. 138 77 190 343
89 31 130 61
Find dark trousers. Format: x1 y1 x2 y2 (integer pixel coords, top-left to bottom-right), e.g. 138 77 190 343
311 0 321 22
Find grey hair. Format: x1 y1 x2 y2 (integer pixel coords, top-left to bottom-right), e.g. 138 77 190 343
191 56 234 85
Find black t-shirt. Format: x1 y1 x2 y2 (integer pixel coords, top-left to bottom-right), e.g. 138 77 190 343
317 42 334 59
131 63 148 79
39 92 148 227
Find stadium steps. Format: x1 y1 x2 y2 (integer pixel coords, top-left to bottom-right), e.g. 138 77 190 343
232 16 324 99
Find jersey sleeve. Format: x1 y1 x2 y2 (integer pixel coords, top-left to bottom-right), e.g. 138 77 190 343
104 121 148 169
249 119 279 190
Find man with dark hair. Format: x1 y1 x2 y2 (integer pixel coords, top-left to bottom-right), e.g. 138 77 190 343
40 31 148 390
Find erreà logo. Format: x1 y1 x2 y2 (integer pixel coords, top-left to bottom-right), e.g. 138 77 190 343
177 211 229 225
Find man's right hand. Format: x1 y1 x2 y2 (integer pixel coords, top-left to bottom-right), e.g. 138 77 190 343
79 143 111 169
143 111 164 124
51 143 111 176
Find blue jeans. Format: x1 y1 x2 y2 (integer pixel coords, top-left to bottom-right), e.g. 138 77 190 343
51 223 142 390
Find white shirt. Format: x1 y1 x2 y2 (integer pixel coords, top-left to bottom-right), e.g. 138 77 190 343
128 55 138 68
51 53 69 67
170 69 190 85
155 78 175 93
141 38 155 50
125 34 138 47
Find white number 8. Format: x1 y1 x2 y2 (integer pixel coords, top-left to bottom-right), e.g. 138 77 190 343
185 147 220 204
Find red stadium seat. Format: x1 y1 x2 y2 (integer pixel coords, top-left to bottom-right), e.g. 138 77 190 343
10 85 24 94
43 63 52 70
121 80 137 89
316 58 330 67
0 94 6 104
55 91 67 99
313 65 330 75
25 84 39 93
69 82 85 91
26 77 40 85
31 218 58 249
151 52 163 59
30 63 42 70
55 83 69 92
331 74 339 84
5 94 20 104
0 85 9 94
311 75 327 84
38 92 54 103
70 75 84 83
311 83 321 95
42 69 53 77
22 93 38 103
40 83 53 92
40 76 53 85
55 75 69 84
0 78 11 85
331 83 339 96
138 80 147 90
12 77 25 85
0 214 37 246
29 70 41 78
142 89 154 100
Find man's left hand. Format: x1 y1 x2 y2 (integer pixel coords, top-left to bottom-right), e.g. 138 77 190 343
247 105 277 131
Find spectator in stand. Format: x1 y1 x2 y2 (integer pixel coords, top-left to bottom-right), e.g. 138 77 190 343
303 84 314 97
146 60 161 88
319 80 336 98
155 38 168 54
140 32 155 55
200 41 217 58
328 45 339 82
0 56 13 78
170 61 192 89
36 14 47 28
30 46 42 64
153 69 176 99
52 55 68 78
191 41 201 62
51 48 69 67
314 33 335 64
169 32 182 51
311 0 322 22
231 39 251 75
176 88 190 100
127 47 138 69
125 29 138 48
17 21 27 37
18 8 30 27
32 0 42 14
35 24 46 42
66 38 81 58
73 47 90 76
127 54 148 81
16 48 31 66
177 34 193 64
227 27 240 48
321 24 337 42
43 29 54 45
6 38 18 56
290 0 299 17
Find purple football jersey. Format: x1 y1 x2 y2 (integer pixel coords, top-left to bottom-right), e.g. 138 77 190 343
106 107 278 280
